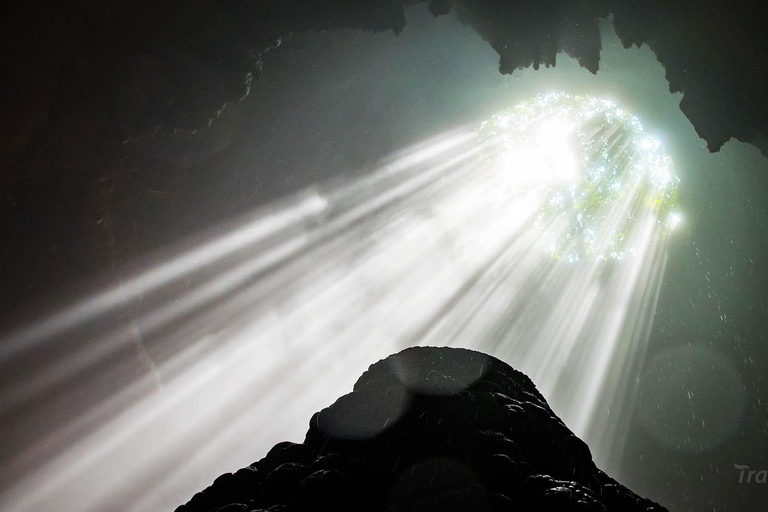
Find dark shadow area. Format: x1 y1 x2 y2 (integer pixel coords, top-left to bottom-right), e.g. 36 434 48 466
177 346 667 512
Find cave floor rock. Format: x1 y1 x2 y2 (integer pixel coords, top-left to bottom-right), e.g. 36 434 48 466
177 346 667 512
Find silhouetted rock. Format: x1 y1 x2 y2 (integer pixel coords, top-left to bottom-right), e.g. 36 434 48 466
177 346 667 512
611 0 768 153
451 0 609 75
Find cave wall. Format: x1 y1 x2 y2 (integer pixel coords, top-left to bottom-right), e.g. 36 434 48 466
1 0 766 311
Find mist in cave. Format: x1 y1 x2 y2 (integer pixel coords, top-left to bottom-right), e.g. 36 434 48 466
1 4 767 512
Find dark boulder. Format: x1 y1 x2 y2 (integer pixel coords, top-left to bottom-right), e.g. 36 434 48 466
177 346 667 512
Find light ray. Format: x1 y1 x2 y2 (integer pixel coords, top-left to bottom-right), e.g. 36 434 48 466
0 94 680 512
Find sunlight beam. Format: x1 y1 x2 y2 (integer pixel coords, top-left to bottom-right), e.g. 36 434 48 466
0 94 681 512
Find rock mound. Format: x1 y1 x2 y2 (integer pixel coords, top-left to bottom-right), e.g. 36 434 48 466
177 346 667 512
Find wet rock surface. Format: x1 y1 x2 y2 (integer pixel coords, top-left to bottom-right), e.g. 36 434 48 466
177 346 667 512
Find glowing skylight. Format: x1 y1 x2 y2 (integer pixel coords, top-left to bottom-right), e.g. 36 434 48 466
481 92 681 261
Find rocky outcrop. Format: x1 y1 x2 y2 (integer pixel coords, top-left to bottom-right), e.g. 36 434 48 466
177 347 667 512
611 0 768 153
